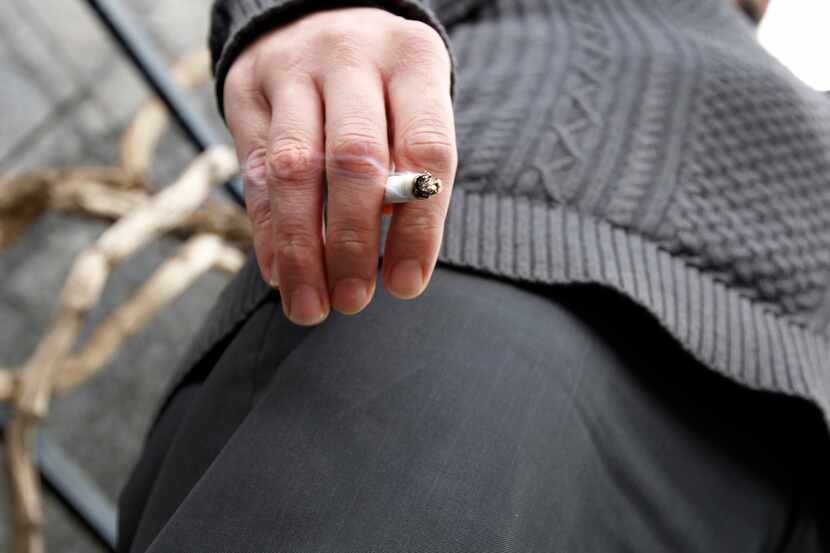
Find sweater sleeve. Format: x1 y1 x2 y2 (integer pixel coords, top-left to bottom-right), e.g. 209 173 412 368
210 0 479 118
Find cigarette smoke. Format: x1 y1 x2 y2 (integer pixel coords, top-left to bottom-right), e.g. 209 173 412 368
243 148 391 183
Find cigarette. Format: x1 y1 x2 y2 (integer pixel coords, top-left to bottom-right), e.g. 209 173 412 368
384 171 442 204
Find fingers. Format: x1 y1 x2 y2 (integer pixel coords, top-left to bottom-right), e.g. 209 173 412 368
224 10 455 325
382 24 456 299
266 75 330 326
223 59 273 283
322 66 389 315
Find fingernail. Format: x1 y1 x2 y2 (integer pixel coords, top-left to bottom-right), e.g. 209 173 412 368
387 259 424 299
287 285 327 326
332 278 371 315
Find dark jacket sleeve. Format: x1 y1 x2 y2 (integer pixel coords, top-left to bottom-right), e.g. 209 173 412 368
209 0 485 118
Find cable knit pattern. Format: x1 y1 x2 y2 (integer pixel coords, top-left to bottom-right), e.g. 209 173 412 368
533 0 614 205
208 0 830 432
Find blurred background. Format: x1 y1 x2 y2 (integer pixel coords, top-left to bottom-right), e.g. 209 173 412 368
0 0 827 551
758 0 830 91
0 1 226 551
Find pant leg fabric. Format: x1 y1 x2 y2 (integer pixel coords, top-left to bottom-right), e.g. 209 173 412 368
119 265 830 552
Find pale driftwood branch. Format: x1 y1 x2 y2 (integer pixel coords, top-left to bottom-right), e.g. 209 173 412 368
50 178 149 218
54 234 240 393
15 146 238 418
0 172 253 254
0 369 16 402
120 48 211 180
94 147 238 266
0 173 51 250
5 147 239 553
214 242 247 274
6 415 43 553
52 183 252 250
1 45 249 553
0 167 144 251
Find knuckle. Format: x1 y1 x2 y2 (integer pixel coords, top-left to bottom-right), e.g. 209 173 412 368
224 57 252 97
255 43 310 77
243 148 269 185
330 131 388 177
392 22 448 73
327 224 375 258
267 140 320 183
224 58 267 118
390 208 445 259
251 46 281 78
274 227 318 269
243 150 271 228
317 27 367 68
400 116 456 169
250 47 272 77
402 207 445 238
398 20 444 53
247 198 271 229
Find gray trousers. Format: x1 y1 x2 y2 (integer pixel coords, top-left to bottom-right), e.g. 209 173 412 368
118 262 829 552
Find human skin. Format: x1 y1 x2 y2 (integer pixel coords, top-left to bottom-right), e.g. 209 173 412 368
223 1 767 327
223 6 456 326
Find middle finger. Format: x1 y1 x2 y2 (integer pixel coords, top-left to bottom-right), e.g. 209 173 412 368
323 65 390 315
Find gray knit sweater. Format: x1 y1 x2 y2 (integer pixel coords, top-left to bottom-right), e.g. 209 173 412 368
209 0 830 429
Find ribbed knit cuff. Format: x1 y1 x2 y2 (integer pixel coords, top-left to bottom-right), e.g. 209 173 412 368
210 0 458 120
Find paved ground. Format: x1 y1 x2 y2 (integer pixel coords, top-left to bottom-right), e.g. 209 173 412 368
0 1 233 550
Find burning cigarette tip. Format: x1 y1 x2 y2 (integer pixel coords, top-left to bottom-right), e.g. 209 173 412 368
384 170 444 204
413 172 442 199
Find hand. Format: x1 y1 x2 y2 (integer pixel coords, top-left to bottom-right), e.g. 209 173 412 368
224 6 457 326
